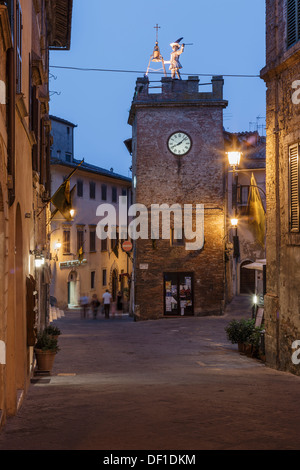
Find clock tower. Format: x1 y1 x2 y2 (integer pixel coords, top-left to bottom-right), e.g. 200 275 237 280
128 75 228 320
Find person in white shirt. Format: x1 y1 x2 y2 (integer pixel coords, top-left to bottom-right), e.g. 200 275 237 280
102 290 112 319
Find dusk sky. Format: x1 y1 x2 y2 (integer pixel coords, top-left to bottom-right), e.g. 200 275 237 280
49 0 266 177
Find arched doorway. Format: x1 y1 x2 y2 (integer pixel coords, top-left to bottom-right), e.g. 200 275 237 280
111 269 118 302
15 204 26 391
68 270 79 307
240 260 255 294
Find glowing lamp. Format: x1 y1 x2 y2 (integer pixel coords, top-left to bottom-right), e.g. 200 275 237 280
69 209 75 218
231 218 238 228
227 151 242 167
35 256 45 268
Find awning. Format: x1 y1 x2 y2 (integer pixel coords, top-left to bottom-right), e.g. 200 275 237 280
242 260 266 272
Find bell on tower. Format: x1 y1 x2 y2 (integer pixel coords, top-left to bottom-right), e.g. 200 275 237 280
146 24 167 77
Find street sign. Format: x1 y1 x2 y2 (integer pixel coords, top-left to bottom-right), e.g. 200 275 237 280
122 240 133 252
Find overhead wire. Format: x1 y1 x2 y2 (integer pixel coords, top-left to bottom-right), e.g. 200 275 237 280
49 65 260 78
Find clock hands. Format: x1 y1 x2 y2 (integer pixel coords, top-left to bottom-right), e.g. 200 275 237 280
175 136 189 147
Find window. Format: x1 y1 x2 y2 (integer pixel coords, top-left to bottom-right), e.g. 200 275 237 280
101 184 107 201
122 188 127 196
16 1 22 93
171 227 185 246
77 180 83 197
91 271 96 290
112 186 117 203
287 0 300 48
63 230 70 254
101 238 107 251
77 228 84 252
90 229 96 252
289 143 300 232
90 181 96 199
65 153 72 162
239 186 249 206
102 269 107 286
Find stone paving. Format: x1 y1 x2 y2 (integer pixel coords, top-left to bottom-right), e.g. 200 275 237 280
0 296 300 450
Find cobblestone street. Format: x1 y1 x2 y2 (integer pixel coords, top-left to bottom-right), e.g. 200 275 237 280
0 296 300 451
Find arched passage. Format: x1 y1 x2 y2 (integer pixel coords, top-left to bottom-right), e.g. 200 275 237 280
14 203 26 391
240 260 255 295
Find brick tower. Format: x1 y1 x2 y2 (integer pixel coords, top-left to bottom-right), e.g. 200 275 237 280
128 75 228 320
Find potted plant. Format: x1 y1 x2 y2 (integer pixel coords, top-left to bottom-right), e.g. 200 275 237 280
247 326 265 359
225 318 256 354
44 324 61 340
34 331 60 373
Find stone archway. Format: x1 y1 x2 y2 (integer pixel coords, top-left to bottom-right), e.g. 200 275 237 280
68 270 80 307
109 262 119 302
14 203 26 391
240 259 255 295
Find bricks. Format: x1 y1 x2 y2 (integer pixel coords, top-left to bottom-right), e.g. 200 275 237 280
129 76 228 320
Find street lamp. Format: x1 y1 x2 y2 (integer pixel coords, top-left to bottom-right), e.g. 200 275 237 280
69 209 75 218
54 240 61 262
231 218 238 229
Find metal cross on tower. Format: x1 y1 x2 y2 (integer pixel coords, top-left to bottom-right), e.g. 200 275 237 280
146 24 167 77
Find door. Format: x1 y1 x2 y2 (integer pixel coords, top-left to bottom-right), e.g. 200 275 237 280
164 272 194 316
240 261 255 294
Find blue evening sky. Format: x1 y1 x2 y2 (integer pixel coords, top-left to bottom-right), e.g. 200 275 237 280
49 0 266 177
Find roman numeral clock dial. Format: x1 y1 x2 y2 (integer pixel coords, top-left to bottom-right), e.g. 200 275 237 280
167 132 192 156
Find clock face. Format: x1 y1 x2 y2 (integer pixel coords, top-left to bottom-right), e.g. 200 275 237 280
167 132 192 156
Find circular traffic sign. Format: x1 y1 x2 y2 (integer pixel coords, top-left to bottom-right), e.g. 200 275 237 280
122 240 133 252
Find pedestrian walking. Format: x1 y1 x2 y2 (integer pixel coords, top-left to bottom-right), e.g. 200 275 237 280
91 294 100 319
80 294 89 319
102 289 112 319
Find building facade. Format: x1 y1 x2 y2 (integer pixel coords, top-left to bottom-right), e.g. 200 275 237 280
50 117 132 313
261 0 300 374
0 0 72 429
225 131 266 301
128 75 228 320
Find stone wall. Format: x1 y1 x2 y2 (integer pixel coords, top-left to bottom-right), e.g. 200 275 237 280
261 0 300 374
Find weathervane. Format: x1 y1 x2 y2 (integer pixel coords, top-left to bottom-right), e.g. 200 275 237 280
146 24 167 77
146 26 193 79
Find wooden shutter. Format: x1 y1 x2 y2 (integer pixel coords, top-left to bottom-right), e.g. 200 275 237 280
287 0 297 48
289 144 300 232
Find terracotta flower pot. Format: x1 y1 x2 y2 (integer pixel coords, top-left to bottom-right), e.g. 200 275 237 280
34 349 57 372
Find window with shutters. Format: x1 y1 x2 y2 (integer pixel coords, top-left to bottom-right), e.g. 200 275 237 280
287 0 300 48
63 230 71 254
77 228 84 252
289 144 300 232
16 1 22 93
77 179 83 197
90 181 96 199
90 228 96 252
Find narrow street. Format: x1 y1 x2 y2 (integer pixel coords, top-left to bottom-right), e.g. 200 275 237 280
0 296 299 451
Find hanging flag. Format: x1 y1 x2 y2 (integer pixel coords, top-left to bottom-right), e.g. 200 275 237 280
50 160 83 220
77 245 84 264
247 173 266 247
